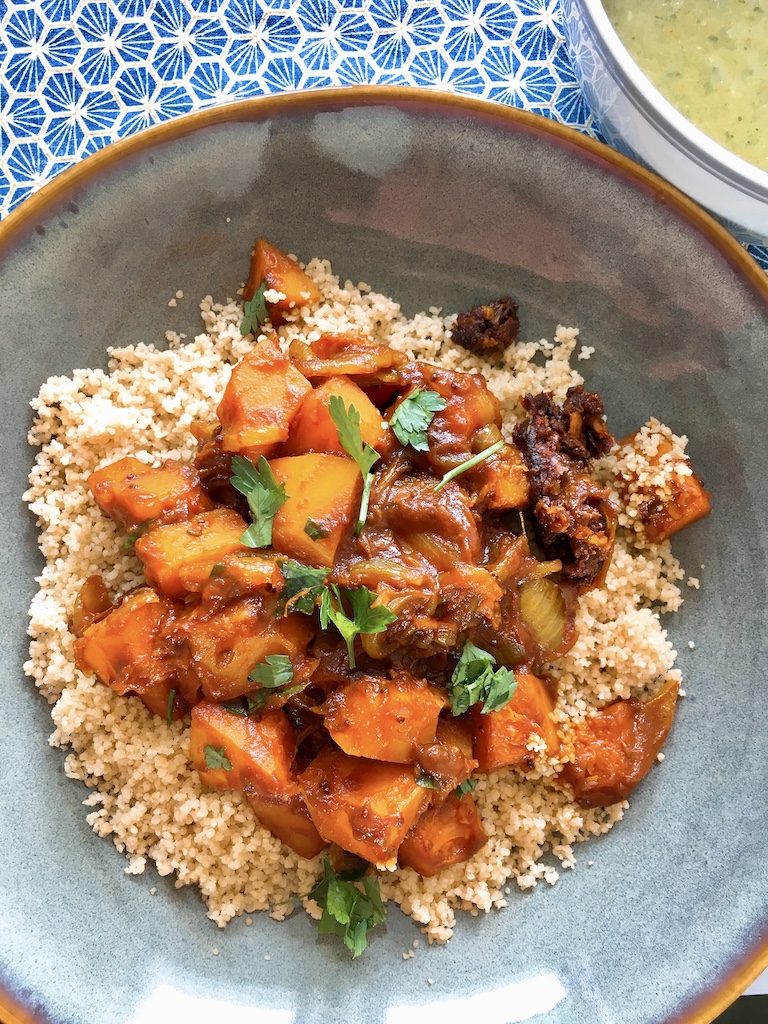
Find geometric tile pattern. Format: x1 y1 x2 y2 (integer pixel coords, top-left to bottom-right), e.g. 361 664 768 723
1 0 766 270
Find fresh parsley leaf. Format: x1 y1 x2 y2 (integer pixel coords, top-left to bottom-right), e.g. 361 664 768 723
455 778 478 798
230 454 288 548
249 653 294 688
328 394 380 532
204 745 232 771
415 767 439 789
308 859 386 958
240 280 269 336
278 560 329 615
165 689 176 727
320 584 397 669
448 640 517 716
433 439 506 493
304 517 329 541
122 519 152 551
388 388 446 451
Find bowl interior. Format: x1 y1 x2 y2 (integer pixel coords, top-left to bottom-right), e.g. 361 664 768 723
1 91 767 1024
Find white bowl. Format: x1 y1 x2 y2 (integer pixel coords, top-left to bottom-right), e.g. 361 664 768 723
561 0 768 247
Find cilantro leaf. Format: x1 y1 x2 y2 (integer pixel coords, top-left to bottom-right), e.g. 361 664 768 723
166 689 176 727
249 653 294 688
230 454 288 548
433 439 505 493
415 767 439 789
320 584 397 669
454 778 477 798
327 395 380 532
204 745 232 771
240 280 269 336
308 859 386 958
304 518 329 541
388 388 446 451
278 560 329 615
448 640 517 716
123 519 152 551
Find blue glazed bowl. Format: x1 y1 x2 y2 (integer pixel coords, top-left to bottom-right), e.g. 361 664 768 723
1 88 767 1024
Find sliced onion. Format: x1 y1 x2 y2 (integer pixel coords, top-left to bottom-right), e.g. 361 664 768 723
518 577 565 656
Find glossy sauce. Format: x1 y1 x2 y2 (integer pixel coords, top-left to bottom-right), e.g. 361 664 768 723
603 0 768 171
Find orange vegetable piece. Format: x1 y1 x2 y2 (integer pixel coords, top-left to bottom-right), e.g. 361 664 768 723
183 552 284 600
323 672 446 764
472 443 529 511
245 785 327 859
560 679 679 807
70 574 113 636
176 597 315 703
299 748 429 868
472 670 560 771
217 333 313 461
269 453 362 567
88 456 213 530
73 587 188 720
135 508 248 599
190 702 296 793
398 793 487 876
416 714 478 793
244 239 321 327
618 430 711 542
288 332 407 380
280 376 389 457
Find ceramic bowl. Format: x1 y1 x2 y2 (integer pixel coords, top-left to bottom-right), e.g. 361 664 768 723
561 0 768 246
1 88 767 1024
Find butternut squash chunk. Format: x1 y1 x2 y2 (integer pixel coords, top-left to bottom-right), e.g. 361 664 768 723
190 702 296 793
472 670 560 771
135 508 248 599
560 679 679 807
176 596 315 703
88 456 213 529
269 454 362 567
323 673 446 764
217 334 312 460
245 785 327 859
280 376 389 457
398 793 487 876
299 748 429 868
472 443 529 510
244 239 321 327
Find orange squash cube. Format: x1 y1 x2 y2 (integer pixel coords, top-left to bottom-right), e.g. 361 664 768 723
472 671 560 771
398 793 487 876
217 334 313 461
560 679 679 807
190 702 296 793
280 376 390 458
472 443 529 510
269 453 362 567
245 785 327 860
186 552 284 600
135 508 248 599
299 748 429 868
88 456 213 530
244 239 321 327
323 673 446 764
176 597 315 703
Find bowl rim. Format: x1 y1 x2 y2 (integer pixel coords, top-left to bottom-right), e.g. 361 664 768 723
573 0 768 197
2 85 767 1024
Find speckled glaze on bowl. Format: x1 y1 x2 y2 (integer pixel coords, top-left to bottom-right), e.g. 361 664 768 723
1 88 767 1024
561 0 768 247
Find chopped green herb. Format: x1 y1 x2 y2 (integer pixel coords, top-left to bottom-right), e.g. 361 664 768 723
304 517 329 541
122 519 152 550
165 689 176 727
278 560 329 615
433 439 505 493
415 767 440 789
240 280 269 336
328 394 380 532
249 653 294 689
454 778 477 798
447 640 517 716
208 563 227 579
388 388 446 451
320 584 397 669
308 859 386 958
204 745 232 772
230 454 289 548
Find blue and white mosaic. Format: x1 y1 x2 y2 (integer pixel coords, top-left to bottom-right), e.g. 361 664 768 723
1 0 766 269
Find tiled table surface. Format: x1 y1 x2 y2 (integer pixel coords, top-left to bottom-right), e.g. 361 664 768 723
0 0 766 1016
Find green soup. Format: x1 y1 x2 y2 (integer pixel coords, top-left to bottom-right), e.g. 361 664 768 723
602 0 768 172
